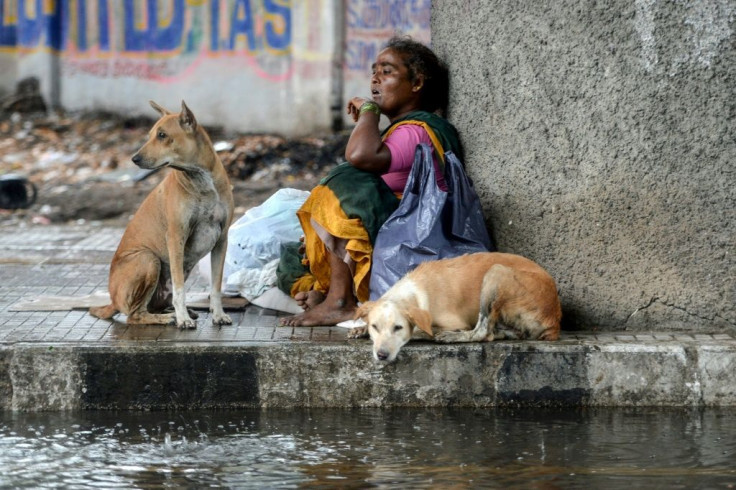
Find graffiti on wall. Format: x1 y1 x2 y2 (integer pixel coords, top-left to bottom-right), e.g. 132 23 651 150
0 1 431 85
0 0 310 81
344 0 431 80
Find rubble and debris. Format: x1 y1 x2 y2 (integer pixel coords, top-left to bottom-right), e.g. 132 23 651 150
0 77 47 114
0 109 350 226
0 174 37 209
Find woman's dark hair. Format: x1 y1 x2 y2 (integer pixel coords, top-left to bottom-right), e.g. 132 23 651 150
384 36 450 116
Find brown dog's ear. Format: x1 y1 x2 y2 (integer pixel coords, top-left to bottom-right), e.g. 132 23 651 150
354 301 375 320
149 100 170 116
179 100 197 132
406 306 433 337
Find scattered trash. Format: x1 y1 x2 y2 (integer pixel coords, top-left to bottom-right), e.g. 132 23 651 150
0 174 37 209
213 141 234 152
31 215 51 225
0 77 47 114
0 110 350 224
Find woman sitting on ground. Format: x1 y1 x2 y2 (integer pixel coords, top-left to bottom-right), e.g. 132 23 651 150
279 36 463 327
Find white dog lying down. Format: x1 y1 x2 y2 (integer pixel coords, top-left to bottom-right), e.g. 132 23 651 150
350 252 562 362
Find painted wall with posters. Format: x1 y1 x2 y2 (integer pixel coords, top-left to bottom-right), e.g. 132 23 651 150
0 0 431 135
0 0 339 135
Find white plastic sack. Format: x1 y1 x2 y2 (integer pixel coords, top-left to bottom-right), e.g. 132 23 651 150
199 188 309 301
225 258 279 300
250 286 302 314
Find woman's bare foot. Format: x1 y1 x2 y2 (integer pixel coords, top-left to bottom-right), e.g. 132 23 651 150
281 241 356 327
280 297 356 327
294 290 326 310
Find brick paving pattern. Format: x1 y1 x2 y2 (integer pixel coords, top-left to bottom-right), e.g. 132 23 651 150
0 224 349 343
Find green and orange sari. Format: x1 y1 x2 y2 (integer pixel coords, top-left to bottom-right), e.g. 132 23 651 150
278 110 463 302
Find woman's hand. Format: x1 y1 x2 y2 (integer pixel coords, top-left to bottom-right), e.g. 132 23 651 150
345 96 391 173
346 97 373 122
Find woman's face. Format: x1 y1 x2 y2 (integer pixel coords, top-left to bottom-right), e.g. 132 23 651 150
371 48 423 120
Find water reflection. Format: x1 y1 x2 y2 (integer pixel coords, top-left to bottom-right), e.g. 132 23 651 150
0 408 734 488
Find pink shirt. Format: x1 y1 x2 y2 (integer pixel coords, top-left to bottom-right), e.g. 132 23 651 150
382 124 448 193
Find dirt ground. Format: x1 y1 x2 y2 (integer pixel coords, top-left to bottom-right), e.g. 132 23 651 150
0 109 348 227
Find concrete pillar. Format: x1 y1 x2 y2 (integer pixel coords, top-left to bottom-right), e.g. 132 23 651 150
431 0 735 332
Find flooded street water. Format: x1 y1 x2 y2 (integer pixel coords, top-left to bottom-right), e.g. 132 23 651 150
1 408 734 488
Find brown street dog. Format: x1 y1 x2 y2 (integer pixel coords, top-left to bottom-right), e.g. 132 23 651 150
89 101 234 328
352 252 561 362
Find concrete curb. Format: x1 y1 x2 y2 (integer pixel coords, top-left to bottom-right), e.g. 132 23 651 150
3 338 735 410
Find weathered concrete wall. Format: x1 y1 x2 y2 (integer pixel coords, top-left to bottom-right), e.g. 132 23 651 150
0 0 431 136
1 0 339 135
431 0 735 333
0 54 17 99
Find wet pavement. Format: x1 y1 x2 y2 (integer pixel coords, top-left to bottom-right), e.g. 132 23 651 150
1 223 735 410
0 223 345 344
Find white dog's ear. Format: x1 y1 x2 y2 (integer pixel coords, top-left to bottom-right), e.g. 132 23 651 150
149 100 171 116
407 306 433 337
179 100 198 132
354 301 375 320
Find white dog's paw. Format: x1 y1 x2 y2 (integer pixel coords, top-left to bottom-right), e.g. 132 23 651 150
347 326 368 339
212 312 232 326
177 317 197 329
434 331 461 343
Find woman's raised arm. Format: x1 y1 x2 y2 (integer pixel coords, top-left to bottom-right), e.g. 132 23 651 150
344 96 392 174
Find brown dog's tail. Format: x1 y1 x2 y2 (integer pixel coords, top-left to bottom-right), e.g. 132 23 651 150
89 304 117 319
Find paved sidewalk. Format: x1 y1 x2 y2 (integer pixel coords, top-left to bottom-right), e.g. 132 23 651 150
0 224 346 343
1 224 735 410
